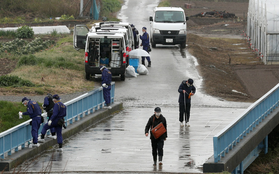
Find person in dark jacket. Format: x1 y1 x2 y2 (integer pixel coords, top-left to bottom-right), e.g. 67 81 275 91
42 93 56 138
19 97 42 148
178 78 196 127
145 107 167 166
39 94 67 152
140 27 151 67
100 66 112 109
131 24 139 48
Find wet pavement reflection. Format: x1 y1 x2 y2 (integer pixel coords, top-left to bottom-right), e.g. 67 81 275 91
14 0 253 173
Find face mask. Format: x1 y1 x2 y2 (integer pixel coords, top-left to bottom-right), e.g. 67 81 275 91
155 113 160 116
187 83 190 87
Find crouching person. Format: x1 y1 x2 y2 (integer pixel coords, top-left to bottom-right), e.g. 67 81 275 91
39 94 66 152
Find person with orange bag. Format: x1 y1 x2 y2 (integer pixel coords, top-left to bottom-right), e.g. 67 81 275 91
178 78 196 127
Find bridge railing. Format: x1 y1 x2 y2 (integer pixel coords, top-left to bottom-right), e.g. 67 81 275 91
214 83 279 162
0 83 115 159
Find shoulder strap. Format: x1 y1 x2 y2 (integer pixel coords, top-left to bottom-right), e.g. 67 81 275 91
152 116 155 129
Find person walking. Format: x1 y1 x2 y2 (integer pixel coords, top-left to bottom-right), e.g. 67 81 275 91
178 78 196 127
19 97 42 148
145 107 167 166
131 24 139 48
140 27 151 67
39 94 66 152
100 66 112 109
42 93 56 139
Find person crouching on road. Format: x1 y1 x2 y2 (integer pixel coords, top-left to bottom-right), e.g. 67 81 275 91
145 107 167 166
19 97 42 148
100 66 112 109
140 27 151 67
39 94 66 152
178 78 196 127
42 93 56 139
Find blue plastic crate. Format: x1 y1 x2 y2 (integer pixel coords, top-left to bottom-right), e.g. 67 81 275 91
129 58 139 73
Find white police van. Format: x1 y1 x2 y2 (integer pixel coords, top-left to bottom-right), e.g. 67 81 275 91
149 7 189 48
73 24 128 81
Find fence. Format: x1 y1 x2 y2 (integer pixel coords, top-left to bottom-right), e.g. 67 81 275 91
0 83 115 159
213 83 279 163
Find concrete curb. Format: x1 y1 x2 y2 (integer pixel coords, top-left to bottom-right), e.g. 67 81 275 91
0 102 123 171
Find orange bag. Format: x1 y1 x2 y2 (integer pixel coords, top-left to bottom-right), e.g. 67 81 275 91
151 122 166 139
188 92 193 99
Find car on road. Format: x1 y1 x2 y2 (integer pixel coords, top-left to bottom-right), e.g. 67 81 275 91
149 7 189 48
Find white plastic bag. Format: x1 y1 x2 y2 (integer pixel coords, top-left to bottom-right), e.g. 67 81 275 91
125 65 137 77
137 64 149 75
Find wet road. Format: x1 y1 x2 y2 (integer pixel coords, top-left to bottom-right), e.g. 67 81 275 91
17 0 252 173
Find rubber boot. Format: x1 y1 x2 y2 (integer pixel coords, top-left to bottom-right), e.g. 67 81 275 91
148 61 151 67
159 156 163 165
142 60 145 66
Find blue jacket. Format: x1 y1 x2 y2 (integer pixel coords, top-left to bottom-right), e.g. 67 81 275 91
102 68 112 89
23 100 42 118
50 101 67 124
140 32 150 47
178 81 196 103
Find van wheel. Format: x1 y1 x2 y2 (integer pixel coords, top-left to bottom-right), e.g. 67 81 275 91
151 39 156 48
120 74 125 81
85 73 90 80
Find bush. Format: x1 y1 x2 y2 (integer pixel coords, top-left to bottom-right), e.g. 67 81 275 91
16 25 34 38
100 0 122 18
0 75 35 87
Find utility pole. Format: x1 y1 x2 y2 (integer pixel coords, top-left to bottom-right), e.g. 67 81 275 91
80 0 84 17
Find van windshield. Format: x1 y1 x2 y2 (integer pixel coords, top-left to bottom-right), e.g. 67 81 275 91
155 11 185 23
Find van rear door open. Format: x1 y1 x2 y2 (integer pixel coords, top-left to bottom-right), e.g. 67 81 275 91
73 24 89 50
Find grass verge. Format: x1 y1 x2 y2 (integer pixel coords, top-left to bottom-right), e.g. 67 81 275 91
0 101 33 132
0 34 94 95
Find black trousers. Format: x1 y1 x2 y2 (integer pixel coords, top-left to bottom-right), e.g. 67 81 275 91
151 138 164 162
179 102 191 123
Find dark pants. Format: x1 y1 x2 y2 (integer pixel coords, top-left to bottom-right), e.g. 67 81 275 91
103 87 111 106
41 122 63 144
31 116 41 144
142 46 150 63
179 102 191 123
151 138 164 162
47 110 56 135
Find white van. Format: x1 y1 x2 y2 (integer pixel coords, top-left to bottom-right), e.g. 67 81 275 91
149 7 189 48
91 21 135 50
73 25 128 81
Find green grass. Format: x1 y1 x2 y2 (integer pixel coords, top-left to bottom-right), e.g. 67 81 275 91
0 101 33 132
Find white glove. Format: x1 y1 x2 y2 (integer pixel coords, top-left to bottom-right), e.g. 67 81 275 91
102 83 108 88
48 120 52 126
19 112 23 119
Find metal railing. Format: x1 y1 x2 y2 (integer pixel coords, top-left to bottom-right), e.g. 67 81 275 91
213 83 279 162
0 83 115 159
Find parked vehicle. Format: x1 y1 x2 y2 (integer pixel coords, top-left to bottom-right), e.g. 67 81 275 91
149 7 189 48
73 24 128 81
92 21 135 50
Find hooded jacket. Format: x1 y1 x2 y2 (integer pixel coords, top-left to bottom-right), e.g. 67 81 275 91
178 81 196 104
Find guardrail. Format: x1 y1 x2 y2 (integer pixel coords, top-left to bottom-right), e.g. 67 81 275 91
213 83 279 162
0 83 115 159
